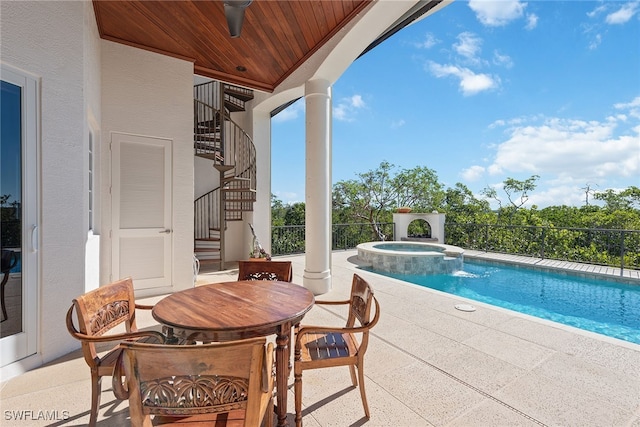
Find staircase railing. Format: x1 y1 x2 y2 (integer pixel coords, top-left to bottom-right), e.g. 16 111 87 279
194 187 220 240
193 83 256 242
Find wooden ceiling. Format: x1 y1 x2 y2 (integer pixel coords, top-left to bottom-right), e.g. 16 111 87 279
93 0 372 92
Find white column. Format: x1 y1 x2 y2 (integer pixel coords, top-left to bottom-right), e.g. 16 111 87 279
251 110 273 255
303 79 332 295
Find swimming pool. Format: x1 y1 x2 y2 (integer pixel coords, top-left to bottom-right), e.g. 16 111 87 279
365 260 640 345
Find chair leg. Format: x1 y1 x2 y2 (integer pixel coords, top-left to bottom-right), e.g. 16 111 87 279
264 393 274 427
294 368 303 427
89 372 102 427
348 365 357 386
356 363 370 419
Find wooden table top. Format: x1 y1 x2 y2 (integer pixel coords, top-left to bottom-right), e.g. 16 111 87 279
152 280 315 340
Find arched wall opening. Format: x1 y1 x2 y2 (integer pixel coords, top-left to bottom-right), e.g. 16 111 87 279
392 212 446 243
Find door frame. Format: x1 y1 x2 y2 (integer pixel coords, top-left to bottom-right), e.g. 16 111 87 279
110 132 173 292
0 63 40 368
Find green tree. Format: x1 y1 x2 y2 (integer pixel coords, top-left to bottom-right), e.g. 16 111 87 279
393 166 445 210
482 175 540 224
271 194 286 226
594 186 640 211
332 161 444 240
284 202 305 225
443 183 492 224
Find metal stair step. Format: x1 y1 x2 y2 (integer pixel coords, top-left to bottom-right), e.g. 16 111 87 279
223 188 256 193
196 153 224 161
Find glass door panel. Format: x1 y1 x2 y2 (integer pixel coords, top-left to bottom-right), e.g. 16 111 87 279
1 80 23 339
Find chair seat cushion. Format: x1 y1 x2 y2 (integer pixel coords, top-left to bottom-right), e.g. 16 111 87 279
299 331 358 362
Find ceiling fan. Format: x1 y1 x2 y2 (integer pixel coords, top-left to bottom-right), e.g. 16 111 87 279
223 0 253 38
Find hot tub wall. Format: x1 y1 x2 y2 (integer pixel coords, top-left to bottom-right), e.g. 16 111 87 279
358 249 463 275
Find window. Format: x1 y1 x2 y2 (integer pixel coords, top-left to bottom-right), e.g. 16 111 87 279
88 131 94 231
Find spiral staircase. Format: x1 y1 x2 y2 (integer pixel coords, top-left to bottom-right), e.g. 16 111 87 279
193 81 256 269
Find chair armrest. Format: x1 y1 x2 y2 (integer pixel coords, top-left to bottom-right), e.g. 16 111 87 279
66 305 166 344
112 348 129 400
261 342 275 393
134 303 154 310
295 297 380 342
314 299 350 306
70 329 166 344
296 324 369 339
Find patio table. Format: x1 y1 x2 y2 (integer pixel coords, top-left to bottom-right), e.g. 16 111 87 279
152 280 315 427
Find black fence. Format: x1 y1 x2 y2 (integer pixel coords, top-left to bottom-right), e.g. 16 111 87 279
272 223 395 256
271 222 639 273
446 223 639 272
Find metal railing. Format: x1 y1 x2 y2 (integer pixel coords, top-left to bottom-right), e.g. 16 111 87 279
271 222 639 274
445 223 640 274
271 223 395 255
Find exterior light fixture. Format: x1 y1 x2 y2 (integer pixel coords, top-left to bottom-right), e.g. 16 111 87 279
223 0 252 38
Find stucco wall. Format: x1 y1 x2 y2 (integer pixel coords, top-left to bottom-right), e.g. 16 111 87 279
0 0 98 372
101 40 194 296
84 0 103 294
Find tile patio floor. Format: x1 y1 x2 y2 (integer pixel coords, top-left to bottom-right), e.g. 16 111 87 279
1 250 639 426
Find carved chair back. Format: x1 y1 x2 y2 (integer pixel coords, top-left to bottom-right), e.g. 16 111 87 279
68 277 140 365
114 337 274 427
237 260 293 282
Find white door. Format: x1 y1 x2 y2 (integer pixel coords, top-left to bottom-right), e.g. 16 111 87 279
111 133 172 291
0 65 39 367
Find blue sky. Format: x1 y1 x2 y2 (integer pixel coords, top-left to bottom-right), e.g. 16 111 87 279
271 0 640 208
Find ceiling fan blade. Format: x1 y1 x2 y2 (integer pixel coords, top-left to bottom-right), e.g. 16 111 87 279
224 0 252 38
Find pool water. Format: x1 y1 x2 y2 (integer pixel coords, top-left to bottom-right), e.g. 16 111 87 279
366 260 640 345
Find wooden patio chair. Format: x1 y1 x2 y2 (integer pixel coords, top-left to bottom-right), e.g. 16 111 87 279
237 260 293 282
293 274 380 427
113 337 275 427
65 277 166 427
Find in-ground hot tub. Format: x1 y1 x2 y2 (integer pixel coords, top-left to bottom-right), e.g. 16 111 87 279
357 241 464 275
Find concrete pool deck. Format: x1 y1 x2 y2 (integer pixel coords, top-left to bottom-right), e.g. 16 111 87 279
1 249 639 426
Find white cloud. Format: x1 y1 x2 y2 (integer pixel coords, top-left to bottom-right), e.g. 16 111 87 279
588 33 603 50
493 50 513 68
428 62 499 96
391 119 406 129
350 94 365 108
454 32 483 61
525 13 538 30
461 165 486 181
468 0 527 27
272 99 304 123
527 185 586 208
615 96 640 119
333 94 366 122
416 32 440 49
606 2 639 24
486 114 640 184
584 2 638 49
587 4 608 18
